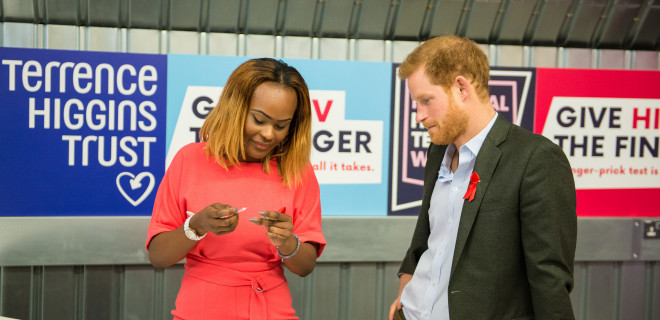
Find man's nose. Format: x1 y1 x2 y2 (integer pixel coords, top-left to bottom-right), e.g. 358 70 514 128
415 107 426 123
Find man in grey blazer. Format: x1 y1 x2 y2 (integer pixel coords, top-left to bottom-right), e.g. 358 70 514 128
389 36 577 320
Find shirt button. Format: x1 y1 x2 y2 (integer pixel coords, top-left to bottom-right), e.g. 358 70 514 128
452 187 458 191
432 280 436 285
424 310 429 316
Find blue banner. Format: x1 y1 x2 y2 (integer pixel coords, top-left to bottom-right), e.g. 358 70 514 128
166 54 392 217
0 48 167 216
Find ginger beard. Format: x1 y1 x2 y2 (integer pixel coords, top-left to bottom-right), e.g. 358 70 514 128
426 93 469 146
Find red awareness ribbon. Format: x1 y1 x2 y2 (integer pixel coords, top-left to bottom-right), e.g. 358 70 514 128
463 171 480 202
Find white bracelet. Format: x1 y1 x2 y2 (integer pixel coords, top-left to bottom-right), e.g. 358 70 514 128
183 213 206 241
277 233 300 259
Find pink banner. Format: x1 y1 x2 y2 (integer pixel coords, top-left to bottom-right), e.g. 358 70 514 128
535 68 660 217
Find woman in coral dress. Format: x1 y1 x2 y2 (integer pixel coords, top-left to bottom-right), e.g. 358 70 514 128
146 58 325 320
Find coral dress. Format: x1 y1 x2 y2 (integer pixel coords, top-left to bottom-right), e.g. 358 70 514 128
146 142 326 319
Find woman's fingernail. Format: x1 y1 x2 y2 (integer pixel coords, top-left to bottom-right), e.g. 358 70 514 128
249 217 259 223
259 211 266 216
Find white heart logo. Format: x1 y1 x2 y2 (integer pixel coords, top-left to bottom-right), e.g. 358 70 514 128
116 172 155 207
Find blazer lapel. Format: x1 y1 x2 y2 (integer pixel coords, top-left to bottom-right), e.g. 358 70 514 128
450 115 509 277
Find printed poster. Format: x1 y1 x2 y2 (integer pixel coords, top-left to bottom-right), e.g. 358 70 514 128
536 68 660 217
388 66 536 215
166 55 391 216
0 47 167 216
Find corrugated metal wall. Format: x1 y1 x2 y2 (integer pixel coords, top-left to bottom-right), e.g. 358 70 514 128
1 22 660 320
3 255 660 319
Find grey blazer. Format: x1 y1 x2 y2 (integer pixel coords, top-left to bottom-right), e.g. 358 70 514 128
399 115 577 320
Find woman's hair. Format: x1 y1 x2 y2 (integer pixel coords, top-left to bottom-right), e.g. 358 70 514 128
199 58 312 187
399 35 490 102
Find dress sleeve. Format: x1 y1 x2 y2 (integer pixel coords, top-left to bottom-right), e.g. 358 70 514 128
291 165 326 257
145 146 187 250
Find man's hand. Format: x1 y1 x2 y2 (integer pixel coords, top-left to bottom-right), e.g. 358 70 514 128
389 273 413 320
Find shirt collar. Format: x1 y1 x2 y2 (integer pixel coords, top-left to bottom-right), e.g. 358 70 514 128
463 113 498 157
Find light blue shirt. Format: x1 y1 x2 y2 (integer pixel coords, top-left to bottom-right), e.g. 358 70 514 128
401 114 497 320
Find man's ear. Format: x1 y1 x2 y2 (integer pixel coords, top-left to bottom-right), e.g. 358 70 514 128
453 76 470 102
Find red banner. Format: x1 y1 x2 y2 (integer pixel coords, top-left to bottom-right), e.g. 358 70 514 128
535 68 660 217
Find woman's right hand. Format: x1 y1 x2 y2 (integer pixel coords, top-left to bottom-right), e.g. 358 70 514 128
189 203 239 236
148 203 239 269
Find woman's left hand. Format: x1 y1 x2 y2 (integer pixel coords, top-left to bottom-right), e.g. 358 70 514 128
249 208 294 248
251 207 317 276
